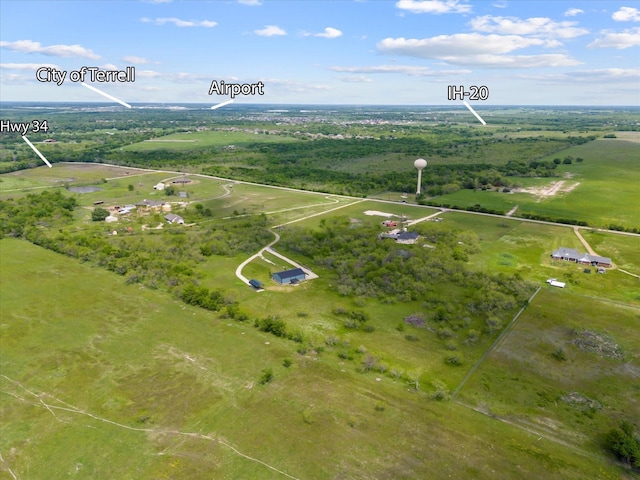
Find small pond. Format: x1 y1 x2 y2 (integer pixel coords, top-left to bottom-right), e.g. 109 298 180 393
67 186 104 193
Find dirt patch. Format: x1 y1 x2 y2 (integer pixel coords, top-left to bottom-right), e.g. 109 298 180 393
560 392 602 411
364 210 397 217
572 330 624 359
512 181 580 202
404 315 426 328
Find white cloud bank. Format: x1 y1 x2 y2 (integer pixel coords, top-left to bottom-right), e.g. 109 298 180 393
0 40 100 59
255 25 287 36
395 0 472 14
141 17 217 27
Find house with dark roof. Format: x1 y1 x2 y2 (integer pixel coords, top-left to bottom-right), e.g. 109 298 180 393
165 213 184 224
272 268 306 285
551 247 581 262
136 199 165 210
551 247 611 268
396 231 420 245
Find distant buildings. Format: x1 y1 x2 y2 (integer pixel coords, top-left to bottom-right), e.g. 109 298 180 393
136 199 164 211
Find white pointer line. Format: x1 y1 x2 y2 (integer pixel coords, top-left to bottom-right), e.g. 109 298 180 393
22 136 52 168
81 82 132 108
463 100 487 126
211 99 234 110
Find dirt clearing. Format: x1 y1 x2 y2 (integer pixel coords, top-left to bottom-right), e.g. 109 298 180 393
512 180 580 202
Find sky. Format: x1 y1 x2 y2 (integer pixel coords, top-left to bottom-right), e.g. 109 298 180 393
0 0 639 105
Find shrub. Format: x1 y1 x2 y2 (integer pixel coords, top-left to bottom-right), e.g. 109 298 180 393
91 207 110 222
283 358 292 368
258 368 274 385
604 421 640 467
444 354 463 366
552 347 567 361
255 316 287 337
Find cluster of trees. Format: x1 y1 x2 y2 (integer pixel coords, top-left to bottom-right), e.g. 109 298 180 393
279 218 534 327
1 191 272 292
0 190 77 238
181 284 233 312
605 421 640 469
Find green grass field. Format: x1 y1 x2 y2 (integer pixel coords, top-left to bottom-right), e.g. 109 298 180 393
1 239 630 479
432 137 640 228
2 158 639 479
123 130 299 152
458 288 640 455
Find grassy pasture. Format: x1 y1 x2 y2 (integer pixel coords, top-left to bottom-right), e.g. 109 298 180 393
458 288 640 455
441 212 640 306
432 137 640 228
123 130 299 152
0 239 627 479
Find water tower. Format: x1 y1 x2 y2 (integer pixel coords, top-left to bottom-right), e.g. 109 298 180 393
414 158 428 195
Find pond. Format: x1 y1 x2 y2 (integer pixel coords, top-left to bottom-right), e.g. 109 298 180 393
67 186 104 193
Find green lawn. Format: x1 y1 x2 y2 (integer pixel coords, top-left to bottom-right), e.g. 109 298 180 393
123 130 299 152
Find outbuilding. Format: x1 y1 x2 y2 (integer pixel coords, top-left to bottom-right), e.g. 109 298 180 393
272 268 306 285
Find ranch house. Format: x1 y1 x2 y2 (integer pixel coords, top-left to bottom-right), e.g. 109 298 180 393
551 247 612 268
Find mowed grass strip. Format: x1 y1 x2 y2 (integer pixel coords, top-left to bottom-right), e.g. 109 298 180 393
123 130 299 152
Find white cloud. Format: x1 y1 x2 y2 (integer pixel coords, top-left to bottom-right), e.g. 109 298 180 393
337 75 373 83
570 68 640 81
588 27 640 49
493 1 508 8
123 56 152 64
143 0 173 3
377 35 581 67
315 27 342 39
612 7 640 22
237 0 262 5
254 25 286 36
141 17 217 27
469 15 588 39
101 63 119 70
0 73 32 84
564 8 584 17
136 70 163 78
519 68 640 83
378 34 544 56
396 0 472 14
0 62 59 70
454 53 581 68
330 64 471 76
0 40 100 59
266 78 330 92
